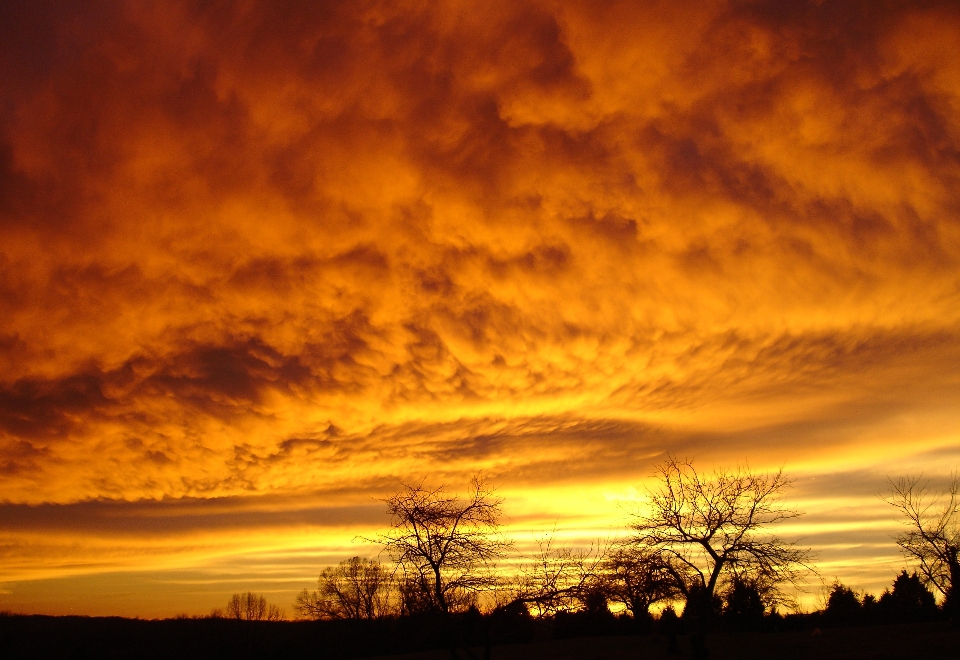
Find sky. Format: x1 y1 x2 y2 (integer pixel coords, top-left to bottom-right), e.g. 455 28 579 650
1 0 959 618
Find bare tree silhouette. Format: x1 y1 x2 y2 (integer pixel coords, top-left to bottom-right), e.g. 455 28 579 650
630 457 812 603
380 475 510 660
630 457 813 659
602 543 681 621
380 476 509 616
294 556 392 620
886 474 960 615
515 536 605 617
225 592 285 621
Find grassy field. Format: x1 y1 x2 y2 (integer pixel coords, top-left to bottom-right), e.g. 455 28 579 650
367 622 960 660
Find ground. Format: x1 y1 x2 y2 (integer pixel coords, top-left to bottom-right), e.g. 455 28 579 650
367 622 960 660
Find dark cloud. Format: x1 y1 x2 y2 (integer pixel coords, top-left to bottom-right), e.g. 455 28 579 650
0 494 385 537
0 372 109 439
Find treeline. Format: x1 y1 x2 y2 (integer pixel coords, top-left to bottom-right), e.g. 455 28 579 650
0 584 951 660
818 571 941 627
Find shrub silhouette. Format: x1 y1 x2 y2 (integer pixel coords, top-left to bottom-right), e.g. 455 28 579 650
878 571 937 622
723 577 765 629
658 606 683 655
824 581 862 625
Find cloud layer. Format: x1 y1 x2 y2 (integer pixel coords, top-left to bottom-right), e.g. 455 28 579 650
1 0 958 615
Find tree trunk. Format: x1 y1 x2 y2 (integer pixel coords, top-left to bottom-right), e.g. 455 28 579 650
705 559 724 598
946 545 960 624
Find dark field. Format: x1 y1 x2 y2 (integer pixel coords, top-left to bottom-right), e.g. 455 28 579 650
369 623 960 660
1 615 958 660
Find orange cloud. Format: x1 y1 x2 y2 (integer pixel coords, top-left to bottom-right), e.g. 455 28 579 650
1 0 958 615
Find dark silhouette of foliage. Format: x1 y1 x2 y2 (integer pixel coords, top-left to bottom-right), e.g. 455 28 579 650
582 589 612 616
294 556 392 620
658 606 683 655
480 599 534 657
824 581 862 625
723 577 766 629
15 468 960 658
682 583 722 659
682 583 724 620
380 476 510 659
397 575 442 616
878 570 938 622
826 582 861 612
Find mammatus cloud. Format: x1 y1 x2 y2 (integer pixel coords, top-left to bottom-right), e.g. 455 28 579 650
0 0 958 615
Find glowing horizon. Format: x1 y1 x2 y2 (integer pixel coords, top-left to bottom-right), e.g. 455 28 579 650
1 0 958 618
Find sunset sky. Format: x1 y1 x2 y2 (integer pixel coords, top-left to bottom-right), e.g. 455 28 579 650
1 0 959 618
